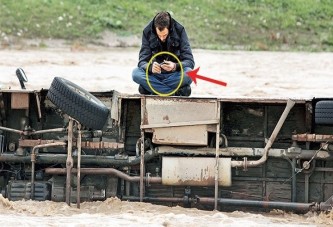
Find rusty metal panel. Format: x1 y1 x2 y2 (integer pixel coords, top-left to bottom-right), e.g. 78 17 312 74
19 139 124 149
292 133 333 142
19 139 57 147
144 97 218 126
153 125 207 145
110 91 120 121
11 93 29 109
162 157 231 186
81 141 124 149
143 97 219 145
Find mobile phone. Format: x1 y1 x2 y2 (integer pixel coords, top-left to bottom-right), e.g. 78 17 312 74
160 62 166 66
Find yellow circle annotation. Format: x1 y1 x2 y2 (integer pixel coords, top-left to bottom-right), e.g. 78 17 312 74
145 51 183 96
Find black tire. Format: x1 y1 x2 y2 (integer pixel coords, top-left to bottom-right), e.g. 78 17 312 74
315 100 333 125
47 77 109 130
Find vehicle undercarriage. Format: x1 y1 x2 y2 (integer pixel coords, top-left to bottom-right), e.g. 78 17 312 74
1 72 333 213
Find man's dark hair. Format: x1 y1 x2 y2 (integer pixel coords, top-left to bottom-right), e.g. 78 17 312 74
154 11 170 31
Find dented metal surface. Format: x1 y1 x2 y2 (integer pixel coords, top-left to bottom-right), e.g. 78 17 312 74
162 157 231 186
152 125 208 145
142 97 219 146
143 97 218 126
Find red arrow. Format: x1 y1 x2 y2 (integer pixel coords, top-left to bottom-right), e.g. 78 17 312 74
186 67 227 86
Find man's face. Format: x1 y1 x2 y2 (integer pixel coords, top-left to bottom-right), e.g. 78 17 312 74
156 27 169 42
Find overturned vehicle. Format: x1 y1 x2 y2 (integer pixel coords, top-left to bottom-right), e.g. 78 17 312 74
1 69 333 213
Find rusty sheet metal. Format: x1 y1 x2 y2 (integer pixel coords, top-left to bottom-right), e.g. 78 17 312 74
292 133 333 142
19 139 58 147
11 92 29 109
19 139 124 149
162 157 231 186
110 90 120 121
152 125 208 145
143 97 218 126
143 97 218 145
81 141 124 149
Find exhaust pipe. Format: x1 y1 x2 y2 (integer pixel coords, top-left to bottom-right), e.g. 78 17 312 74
231 99 295 169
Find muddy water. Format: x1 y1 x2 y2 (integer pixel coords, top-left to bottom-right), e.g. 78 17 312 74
0 195 332 226
1 47 333 226
1 48 333 99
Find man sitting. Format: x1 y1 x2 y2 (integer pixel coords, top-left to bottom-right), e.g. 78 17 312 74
132 11 194 96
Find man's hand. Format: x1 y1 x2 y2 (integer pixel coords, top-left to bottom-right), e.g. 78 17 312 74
152 62 162 74
161 60 176 72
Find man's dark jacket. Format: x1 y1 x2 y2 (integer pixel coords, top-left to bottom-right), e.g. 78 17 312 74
138 13 195 73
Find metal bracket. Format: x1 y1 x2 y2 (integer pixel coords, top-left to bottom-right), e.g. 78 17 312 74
287 146 302 154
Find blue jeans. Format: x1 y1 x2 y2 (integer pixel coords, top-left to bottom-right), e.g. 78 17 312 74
132 67 192 94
